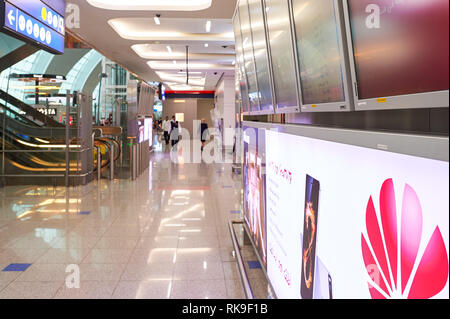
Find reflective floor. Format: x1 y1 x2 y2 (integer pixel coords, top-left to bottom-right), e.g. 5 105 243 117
0 138 267 299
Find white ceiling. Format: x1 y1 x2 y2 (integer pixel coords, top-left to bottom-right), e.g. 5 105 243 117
68 0 238 91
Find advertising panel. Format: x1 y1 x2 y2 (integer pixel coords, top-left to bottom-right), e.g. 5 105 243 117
243 126 267 268
137 119 144 144
144 117 153 144
265 129 449 299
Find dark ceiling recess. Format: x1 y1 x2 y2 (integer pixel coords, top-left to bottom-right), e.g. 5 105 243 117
165 90 215 99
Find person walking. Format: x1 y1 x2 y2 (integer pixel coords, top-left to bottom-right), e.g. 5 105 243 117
162 116 171 146
199 118 209 152
170 116 179 148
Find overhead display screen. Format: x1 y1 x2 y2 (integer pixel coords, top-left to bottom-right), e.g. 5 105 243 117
265 129 449 299
233 11 250 114
292 0 346 105
347 0 449 100
239 0 260 113
265 0 299 110
248 0 273 112
243 126 267 268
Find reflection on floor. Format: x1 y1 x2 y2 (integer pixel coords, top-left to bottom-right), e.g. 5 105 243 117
0 139 269 299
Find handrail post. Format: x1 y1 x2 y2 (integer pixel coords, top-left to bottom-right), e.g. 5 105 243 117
110 144 114 180
96 146 101 181
65 90 70 188
228 220 254 299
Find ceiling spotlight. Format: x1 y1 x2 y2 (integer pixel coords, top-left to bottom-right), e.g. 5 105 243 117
205 20 211 32
173 60 177 64
204 43 209 47
154 14 161 25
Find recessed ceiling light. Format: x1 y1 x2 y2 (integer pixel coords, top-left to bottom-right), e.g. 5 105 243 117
108 19 234 41
204 43 209 47
87 0 213 11
149 61 233 70
154 15 161 25
166 46 172 54
178 71 202 75
205 20 211 32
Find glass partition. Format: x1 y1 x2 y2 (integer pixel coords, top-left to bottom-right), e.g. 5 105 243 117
248 0 274 113
239 0 261 113
264 0 299 111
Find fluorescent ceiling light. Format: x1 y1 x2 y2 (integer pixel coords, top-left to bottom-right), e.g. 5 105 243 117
178 71 202 75
149 61 233 70
154 16 161 25
206 20 211 32
87 0 213 11
108 19 234 41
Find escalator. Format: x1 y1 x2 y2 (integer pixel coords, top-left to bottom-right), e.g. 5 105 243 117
0 89 120 186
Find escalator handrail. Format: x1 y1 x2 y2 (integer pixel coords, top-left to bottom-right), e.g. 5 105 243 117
0 89 64 128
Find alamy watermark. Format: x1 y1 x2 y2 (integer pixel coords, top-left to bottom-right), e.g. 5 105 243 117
65 264 80 289
66 3 80 29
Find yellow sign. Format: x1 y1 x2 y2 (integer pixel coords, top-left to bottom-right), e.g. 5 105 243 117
377 98 387 103
41 7 47 21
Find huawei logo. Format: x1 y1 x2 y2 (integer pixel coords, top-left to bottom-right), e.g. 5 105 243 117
362 179 449 299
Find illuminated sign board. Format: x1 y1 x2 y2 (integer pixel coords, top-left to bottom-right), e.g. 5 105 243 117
36 107 57 116
1 0 65 54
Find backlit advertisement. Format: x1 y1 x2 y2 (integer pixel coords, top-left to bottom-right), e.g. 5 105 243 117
265 130 449 299
243 126 267 268
144 117 153 143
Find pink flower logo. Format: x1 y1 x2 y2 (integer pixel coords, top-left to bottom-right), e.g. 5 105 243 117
362 179 449 299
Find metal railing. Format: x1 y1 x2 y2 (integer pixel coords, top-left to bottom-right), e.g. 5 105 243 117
0 147 95 181
228 220 254 299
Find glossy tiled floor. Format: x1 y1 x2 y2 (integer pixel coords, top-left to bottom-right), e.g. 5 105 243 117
0 139 268 299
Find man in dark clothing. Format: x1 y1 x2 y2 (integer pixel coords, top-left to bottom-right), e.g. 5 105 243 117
171 117 179 147
199 118 209 152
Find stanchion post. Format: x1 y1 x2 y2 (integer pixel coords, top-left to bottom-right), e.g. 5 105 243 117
110 144 114 180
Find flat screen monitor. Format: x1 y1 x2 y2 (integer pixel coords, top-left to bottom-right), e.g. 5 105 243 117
265 0 300 112
292 0 352 112
239 0 261 113
248 0 274 113
346 0 449 110
233 9 251 114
